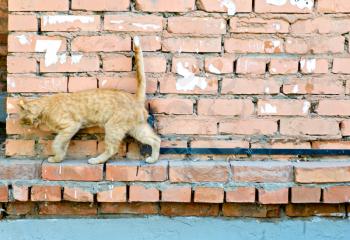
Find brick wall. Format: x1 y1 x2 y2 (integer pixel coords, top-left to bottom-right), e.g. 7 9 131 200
3 0 350 219
0 0 7 91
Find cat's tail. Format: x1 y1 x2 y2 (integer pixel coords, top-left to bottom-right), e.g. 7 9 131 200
133 36 146 103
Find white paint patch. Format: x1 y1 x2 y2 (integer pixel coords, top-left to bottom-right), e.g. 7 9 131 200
266 0 287 6
272 23 281 31
260 103 277 114
101 80 107 87
302 101 311 114
292 85 299 93
264 87 270 94
176 62 207 91
290 0 314 9
42 15 95 26
110 20 125 24
16 35 30 45
220 0 236 16
74 190 77 199
132 23 161 30
35 40 62 67
71 54 83 64
301 59 316 73
59 54 67 64
272 40 281 48
208 64 221 74
59 165 62 175
134 36 140 47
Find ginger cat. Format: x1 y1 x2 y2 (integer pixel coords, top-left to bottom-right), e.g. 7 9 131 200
18 37 161 164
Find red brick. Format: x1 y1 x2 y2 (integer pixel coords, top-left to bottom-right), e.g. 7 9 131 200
280 118 340 136
230 17 289 33
8 14 37 31
104 15 163 32
72 35 130 52
162 37 221 53
220 119 278 135
100 203 158 214
106 161 167 182
5 139 35 156
39 202 97 216
300 58 328 74
259 188 288 204
0 185 8 202
168 17 225 35
9 0 69 11
317 0 350 13
64 187 93 202
198 0 252 13
194 187 224 203
7 56 37 73
172 56 200 74
31 185 61 202
157 116 217 135
284 38 308 54
68 77 97 92
286 204 345 217
41 15 100 32
222 78 280 95
323 186 350 203
232 161 293 183
205 55 234 74
255 0 313 13
283 78 344 95
6 202 36 216
72 0 130 11
12 185 29 201
291 187 321 203
129 185 159 202
0 160 42 180
144 56 166 73
8 34 66 53
223 204 280 218
198 99 254 116
42 160 103 181
252 141 311 150
8 76 67 92
160 203 219 217
191 140 249 149
286 37 344 54
295 162 350 183
40 140 97 157
149 98 193 114
341 120 350 136
292 17 350 34
269 59 298 75
257 99 310 116
236 58 267 74
225 38 283 53
312 141 350 150
40 55 99 73
97 186 127 202
161 186 192 202
169 161 229 183
99 75 157 94
135 0 195 12
102 55 132 72
333 58 350 74
226 187 256 203
139 36 161 51
317 100 350 116
6 117 51 136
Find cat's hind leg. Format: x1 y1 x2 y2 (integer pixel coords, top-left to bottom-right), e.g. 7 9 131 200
88 124 126 165
128 123 161 163
48 124 81 163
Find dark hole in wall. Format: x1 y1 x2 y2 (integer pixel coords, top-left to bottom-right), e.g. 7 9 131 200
0 0 7 155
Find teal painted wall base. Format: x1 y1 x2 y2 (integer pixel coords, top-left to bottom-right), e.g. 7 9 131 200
0 217 349 240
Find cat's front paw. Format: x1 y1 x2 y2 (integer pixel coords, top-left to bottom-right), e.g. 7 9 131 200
88 157 105 165
145 156 158 164
48 156 63 163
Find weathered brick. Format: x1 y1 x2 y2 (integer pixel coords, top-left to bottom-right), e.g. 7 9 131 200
168 17 225 35
5 139 35 156
31 185 61 202
129 185 159 202
257 99 310 116
8 34 66 53
232 161 293 183
71 0 130 11
223 204 280 218
236 58 267 74
286 204 345 217
97 186 127 202
6 202 36 216
64 187 93 202
300 58 329 74
197 0 252 13
317 0 350 13
68 77 97 92
160 203 219 217
7 55 37 73
204 55 234 74
0 185 8 202
161 186 192 203
220 119 278 135
42 160 103 181
100 203 158 214
135 0 195 12
12 185 29 201
104 15 163 32
323 186 350 203
194 187 224 203
269 59 298 75
259 188 289 204
41 15 100 32
0 160 42 180
291 187 321 203
72 35 131 52
191 140 249 149
144 56 166 73
255 0 313 13
102 55 132 72
222 78 280 95
283 78 344 95
230 17 289 33
295 162 350 183
169 161 229 183
106 161 167 182
8 76 67 92
285 37 344 54
292 17 350 34
317 100 350 116
225 38 283 53
9 0 69 11
162 37 221 53
149 98 193 115
39 202 97 216
226 187 256 203
333 58 350 74
8 14 37 31
198 99 254 116
280 118 340 136
99 75 157 94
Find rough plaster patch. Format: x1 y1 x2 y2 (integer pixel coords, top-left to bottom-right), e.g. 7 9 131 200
303 101 311 114
71 54 83 64
35 40 62 67
220 0 236 16
132 23 161 30
42 15 95 26
208 64 221 74
260 103 277 114
300 59 316 73
176 62 207 91
16 35 30 45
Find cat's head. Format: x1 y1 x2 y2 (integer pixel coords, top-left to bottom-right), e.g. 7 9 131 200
18 99 43 127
